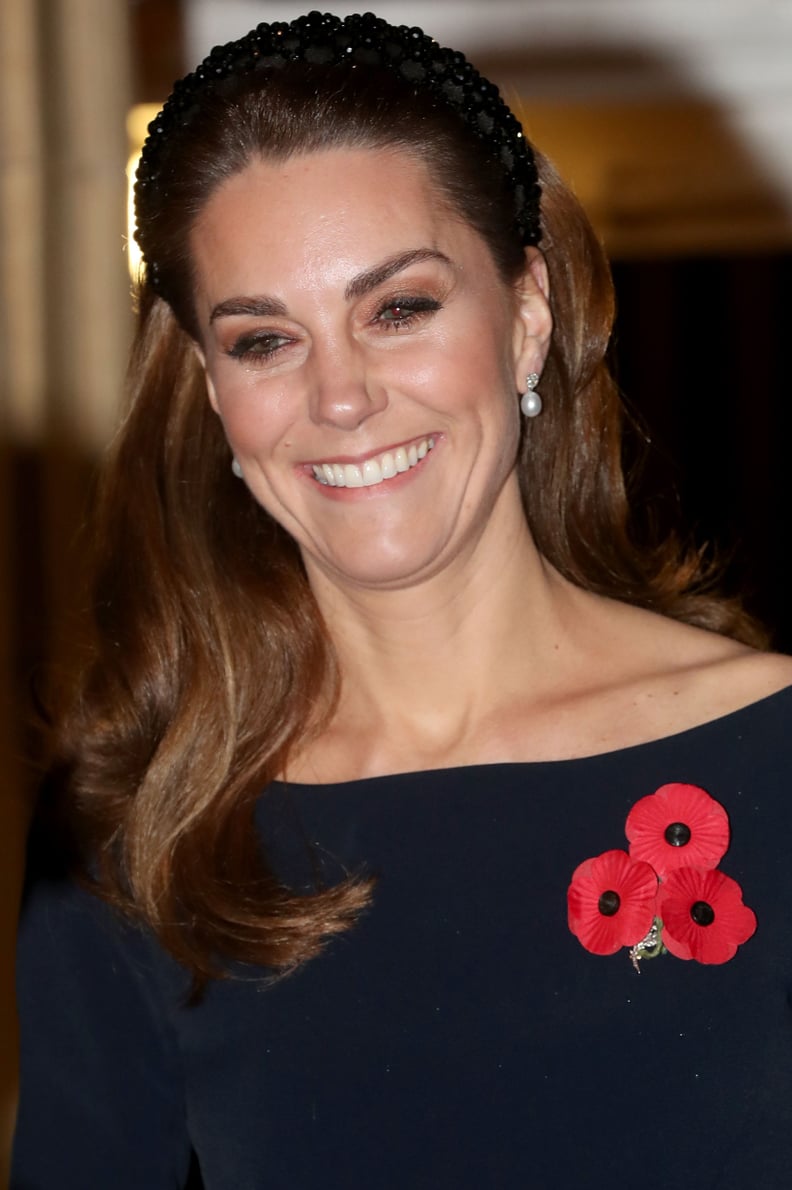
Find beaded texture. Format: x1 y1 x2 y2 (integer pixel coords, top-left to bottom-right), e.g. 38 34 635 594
135 10 542 292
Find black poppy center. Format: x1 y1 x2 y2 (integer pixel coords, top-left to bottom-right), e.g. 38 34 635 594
690 900 715 926
598 890 621 917
664 821 692 847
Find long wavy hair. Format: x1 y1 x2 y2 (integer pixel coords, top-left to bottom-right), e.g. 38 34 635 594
42 56 765 989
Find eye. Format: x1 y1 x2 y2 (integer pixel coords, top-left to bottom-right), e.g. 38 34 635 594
226 331 293 362
374 295 441 330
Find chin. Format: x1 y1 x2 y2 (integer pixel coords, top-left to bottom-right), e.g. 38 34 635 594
307 539 453 591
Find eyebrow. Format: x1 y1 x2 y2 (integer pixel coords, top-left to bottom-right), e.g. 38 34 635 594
208 247 453 324
210 295 287 322
343 248 453 300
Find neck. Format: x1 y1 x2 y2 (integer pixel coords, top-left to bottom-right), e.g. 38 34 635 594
297 490 589 777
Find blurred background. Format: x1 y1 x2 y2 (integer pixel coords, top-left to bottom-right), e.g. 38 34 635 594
3 0 792 1177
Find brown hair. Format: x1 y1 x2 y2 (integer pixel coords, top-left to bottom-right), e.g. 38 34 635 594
44 55 765 990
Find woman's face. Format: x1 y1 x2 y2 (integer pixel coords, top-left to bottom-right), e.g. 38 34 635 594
190 146 550 592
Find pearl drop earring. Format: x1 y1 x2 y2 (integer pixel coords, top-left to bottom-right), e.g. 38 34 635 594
520 373 542 418
231 457 243 478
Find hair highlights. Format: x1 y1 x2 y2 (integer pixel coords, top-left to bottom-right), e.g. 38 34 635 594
43 18 766 991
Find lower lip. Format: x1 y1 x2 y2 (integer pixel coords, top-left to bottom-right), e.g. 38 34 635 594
304 442 438 500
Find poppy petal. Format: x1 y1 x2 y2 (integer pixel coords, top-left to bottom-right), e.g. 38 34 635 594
626 783 730 877
568 849 658 956
657 866 756 964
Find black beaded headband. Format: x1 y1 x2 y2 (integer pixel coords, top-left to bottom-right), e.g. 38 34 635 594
135 10 542 293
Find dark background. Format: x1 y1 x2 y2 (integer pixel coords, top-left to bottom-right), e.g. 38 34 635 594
612 253 792 651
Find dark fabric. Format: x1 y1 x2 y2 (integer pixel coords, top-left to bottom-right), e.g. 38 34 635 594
13 687 792 1188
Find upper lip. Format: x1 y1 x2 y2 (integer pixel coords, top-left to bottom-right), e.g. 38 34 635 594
301 433 438 468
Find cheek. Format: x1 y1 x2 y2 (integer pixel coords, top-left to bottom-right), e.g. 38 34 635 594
408 322 514 413
207 374 294 455
439 338 519 426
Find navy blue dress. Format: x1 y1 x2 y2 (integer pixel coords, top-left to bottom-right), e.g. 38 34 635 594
13 688 792 1188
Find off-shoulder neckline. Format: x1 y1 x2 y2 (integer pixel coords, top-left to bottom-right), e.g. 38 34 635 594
272 682 792 792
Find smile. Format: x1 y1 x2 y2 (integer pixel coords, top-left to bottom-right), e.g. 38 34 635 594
310 436 436 488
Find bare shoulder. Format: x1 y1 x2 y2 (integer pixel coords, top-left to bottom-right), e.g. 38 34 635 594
596 596 792 731
477 589 792 764
683 644 792 714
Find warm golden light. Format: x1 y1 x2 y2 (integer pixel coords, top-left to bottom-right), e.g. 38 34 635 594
126 103 162 281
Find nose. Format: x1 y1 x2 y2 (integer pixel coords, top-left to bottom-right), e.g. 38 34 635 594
307 338 387 431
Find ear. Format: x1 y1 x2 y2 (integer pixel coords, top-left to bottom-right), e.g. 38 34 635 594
191 342 221 415
511 247 553 387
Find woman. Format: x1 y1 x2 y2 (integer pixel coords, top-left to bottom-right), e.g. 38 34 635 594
13 11 792 1188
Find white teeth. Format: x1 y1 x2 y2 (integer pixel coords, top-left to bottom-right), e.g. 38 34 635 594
362 458 382 486
311 437 435 489
380 451 397 479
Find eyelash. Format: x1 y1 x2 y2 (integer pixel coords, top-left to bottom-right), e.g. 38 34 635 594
227 332 291 363
373 294 442 329
225 294 442 363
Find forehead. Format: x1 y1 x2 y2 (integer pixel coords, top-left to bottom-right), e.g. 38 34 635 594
189 146 492 306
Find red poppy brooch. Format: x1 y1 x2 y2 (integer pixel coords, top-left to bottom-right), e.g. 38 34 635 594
567 784 756 969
